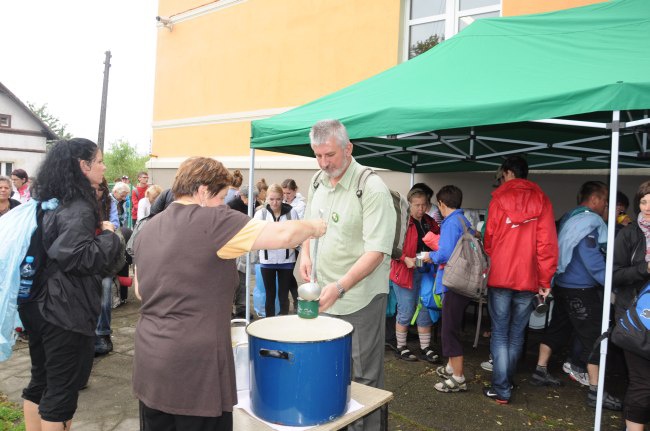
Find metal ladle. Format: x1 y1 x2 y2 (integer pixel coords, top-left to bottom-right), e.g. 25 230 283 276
297 209 324 301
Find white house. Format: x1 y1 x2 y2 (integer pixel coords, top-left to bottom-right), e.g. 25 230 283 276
0 82 57 178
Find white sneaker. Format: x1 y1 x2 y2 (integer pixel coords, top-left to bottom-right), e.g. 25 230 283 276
480 358 493 372
566 364 589 387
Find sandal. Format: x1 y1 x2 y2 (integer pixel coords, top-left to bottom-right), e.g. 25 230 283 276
587 390 622 411
434 376 468 393
420 347 440 364
395 346 418 362
436 366 453 378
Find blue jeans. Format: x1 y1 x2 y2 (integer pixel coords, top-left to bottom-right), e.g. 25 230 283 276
96 277 113 336
488 287 534 399
394 271 433 327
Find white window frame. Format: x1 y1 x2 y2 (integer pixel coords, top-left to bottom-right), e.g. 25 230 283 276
402 0 501 61
0 114 11 128
1 162 13 176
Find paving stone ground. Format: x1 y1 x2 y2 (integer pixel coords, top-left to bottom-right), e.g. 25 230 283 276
1 297 627 431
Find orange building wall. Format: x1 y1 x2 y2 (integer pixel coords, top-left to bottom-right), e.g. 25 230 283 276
152 0 401 158
503 0 608 16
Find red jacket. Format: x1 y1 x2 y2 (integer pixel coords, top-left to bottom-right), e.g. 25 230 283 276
131 185 148 220
484 179 558 292
390 214 439 289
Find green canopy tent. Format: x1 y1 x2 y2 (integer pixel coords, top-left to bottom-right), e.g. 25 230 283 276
247 2 650 427
251 0 650 173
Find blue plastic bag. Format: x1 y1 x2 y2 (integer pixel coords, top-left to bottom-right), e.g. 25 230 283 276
252 264 280 318
419 264 442 323
0 200 39 361
0 199 58 361
386 281 398 317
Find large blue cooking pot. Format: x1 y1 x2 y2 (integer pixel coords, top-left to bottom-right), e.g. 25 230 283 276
247 315 353 426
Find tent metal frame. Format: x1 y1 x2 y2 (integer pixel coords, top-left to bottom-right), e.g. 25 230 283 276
348 116 648 169
245 112 650 431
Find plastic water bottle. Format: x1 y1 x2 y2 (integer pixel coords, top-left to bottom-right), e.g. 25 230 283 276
18 256 36 300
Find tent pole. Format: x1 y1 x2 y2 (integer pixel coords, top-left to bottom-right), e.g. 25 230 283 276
410 154 417 188
594 111 620 431
643 110 648 152
245 148 256 325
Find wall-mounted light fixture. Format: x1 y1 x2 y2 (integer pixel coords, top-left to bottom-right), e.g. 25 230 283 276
156 16 173 31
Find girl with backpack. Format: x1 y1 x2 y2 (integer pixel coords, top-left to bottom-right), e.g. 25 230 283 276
421 185 474 393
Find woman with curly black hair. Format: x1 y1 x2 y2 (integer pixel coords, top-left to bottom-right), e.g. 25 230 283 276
18 138 122 431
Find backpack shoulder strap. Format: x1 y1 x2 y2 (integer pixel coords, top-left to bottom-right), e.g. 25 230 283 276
456 215 469 235
261 208 268 220
356 167 376 199
312 170 324 190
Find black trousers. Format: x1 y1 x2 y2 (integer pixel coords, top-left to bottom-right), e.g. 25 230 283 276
541 286 603 366
19 302 94 423
140 401 232 431
260 266 296 316
623 348 650 424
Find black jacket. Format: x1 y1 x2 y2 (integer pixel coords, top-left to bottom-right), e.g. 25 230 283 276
38 199 121 336
612 222 650 311
150 188 174 217
227 196 260 215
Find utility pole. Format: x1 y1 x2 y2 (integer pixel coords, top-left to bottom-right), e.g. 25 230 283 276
97 50 112 152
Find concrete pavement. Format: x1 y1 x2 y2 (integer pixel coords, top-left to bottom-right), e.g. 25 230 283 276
1 298 627 431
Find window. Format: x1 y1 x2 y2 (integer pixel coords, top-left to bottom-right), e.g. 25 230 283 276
0 114 10 128
404 0 500 59
1 162 13 176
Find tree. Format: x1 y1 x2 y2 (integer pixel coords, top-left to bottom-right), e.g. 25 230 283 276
27 102 73 145
410 34 443 58
103 139 149 183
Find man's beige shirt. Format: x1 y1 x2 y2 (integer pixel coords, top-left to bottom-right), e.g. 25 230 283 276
305 158 395 315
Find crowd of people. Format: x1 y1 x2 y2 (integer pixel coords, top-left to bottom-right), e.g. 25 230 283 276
386 154 649 431
2 123 649 431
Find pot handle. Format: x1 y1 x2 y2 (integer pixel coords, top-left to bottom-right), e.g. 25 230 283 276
259 349 291 360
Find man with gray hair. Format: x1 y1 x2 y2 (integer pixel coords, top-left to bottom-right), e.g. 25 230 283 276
111 182 131 227
300 119 396 430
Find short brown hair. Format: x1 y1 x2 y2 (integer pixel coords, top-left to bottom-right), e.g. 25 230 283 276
256 178 268 192
281 178 298 190
232 170 243 188
407 188 428 203
577 181 607 205
172 157 232 198
436 185 463 209
634 180 650 214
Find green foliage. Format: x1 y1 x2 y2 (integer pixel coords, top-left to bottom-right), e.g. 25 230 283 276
103 139 149 182
26 102 73 145
410 34 443 58
0 395 25 431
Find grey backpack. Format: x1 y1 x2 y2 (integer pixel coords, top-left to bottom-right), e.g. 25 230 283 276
442 216 489 301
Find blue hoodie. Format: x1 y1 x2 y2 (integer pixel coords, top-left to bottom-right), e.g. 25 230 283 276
429 209 473 294
554 227 606 289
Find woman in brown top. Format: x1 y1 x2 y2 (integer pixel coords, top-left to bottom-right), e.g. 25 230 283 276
132 157 325 431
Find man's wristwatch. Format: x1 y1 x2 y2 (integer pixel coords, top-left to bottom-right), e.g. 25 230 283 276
336 281 345 298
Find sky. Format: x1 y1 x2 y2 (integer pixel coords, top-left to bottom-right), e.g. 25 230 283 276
1 1 158 155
